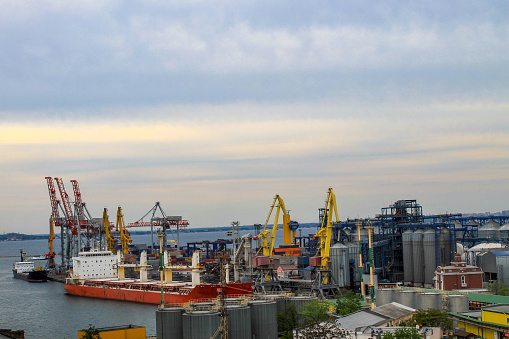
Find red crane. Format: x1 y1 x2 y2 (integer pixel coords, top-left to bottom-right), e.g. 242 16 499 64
55 177 77 235
45 176 61 226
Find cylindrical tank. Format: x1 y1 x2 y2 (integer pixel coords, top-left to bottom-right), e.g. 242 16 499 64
447 295 469 313
478 220 501 240
182 311 220 339
402 230 414 282
288 296 314 312
156 307 184 339
226 305 251 339
417 293 442 310
423 229 437 286
224 298 242 305
394 290 417 309
501 223 509 244
375 288 395 307
330 243 349 288
249 300 278 339
440 227 452 266
346 243 360 284
352 228 369 243
412 229 424 285
258 295 287 314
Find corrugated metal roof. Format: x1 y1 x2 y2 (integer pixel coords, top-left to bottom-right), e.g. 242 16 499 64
468 293 509 304
371 302 415 319
336 311 389 331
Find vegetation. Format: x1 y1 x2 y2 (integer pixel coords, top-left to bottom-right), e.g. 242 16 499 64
407 308 452 332
80 324 101 339
277 299 351 339
335 291 362 316
381 327 423 339
487 281 509 296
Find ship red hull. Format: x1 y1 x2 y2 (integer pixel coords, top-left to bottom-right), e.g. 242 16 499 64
64 282 253 305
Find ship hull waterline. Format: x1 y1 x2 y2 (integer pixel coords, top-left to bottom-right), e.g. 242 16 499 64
64 282 253 305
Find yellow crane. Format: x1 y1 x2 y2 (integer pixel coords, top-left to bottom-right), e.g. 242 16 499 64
45 215 56 268
256 195 296 256
315 187 339 269
102 208 116 253
116 207 132 254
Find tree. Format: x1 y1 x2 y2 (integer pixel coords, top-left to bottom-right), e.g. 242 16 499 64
335 291 362 316
381 327 423 339
80 324 101 339
277 303 298 339
298 299 330 327
408 308 452 332
487 281 509 296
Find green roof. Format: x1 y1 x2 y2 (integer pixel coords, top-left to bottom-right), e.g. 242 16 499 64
468 293 509 304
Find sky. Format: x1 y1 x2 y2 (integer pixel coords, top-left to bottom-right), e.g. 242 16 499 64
1 1 508 234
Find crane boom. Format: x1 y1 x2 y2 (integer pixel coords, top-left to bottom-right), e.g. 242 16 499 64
316 188 339 268
257 195 296 256
45 176 61 225
103 208 116 253
55 177 77 234
116 207 132 254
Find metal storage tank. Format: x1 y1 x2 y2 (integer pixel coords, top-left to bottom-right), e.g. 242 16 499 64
156 307 184 339
258 294 287 314
288 296 314 312
182 311 220 339
440 227 452 266
224 298 242 305
394 290 416 309
226 305 251 339
500 222 509 244
478 220 501 240
423 229 437 286
330 243 349 288
352 228 369 243
412 229 425 285
346 243 360 283
402 230 414 283
447 295 469 313
417 293 442 310
375 288 395 307
249 300 278 339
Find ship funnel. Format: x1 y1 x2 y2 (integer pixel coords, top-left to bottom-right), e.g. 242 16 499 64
140 250 148 282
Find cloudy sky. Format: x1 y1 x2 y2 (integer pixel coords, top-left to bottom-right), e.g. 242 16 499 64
1 1 508 234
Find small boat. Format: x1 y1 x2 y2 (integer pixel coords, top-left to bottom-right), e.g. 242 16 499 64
12 249 47 282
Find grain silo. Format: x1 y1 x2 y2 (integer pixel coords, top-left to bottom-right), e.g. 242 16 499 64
447 295 469 313
423 229 437 286
375 288 395 307
182 311 220 339
226 305 252 339
478 220 501 240
402 230 414 283
501 222 509 244
412 229 425 285
156 307 184 339
330 243 349 288
417 293 442 310
394 290 417 309
249 300 278 339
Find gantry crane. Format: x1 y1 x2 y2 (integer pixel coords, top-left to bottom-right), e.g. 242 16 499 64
116 207 132 254
103 208 116 253
256 195 298 256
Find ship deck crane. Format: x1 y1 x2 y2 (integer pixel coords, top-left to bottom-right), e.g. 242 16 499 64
256 195 298 257
116 207 132 254
103 208 116 253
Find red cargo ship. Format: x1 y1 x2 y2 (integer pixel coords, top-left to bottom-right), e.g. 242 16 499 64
64 279 253 305
65 250 253 305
